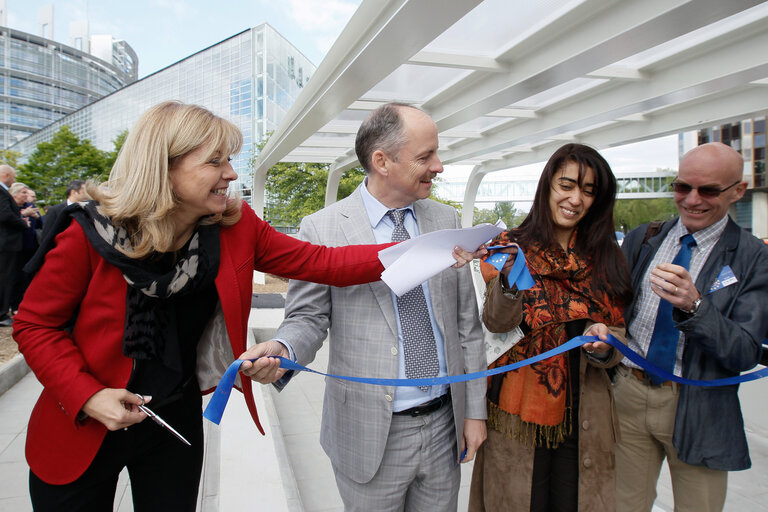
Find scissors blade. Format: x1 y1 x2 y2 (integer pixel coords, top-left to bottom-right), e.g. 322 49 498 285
138 404 191 446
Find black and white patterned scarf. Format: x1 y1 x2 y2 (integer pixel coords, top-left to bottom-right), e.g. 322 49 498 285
27 201 220 373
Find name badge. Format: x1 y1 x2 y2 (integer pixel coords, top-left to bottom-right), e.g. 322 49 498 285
708 265 738 294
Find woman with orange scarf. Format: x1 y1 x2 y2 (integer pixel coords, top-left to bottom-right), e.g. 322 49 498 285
468 144 633 511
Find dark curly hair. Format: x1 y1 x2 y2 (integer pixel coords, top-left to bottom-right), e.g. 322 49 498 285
515 143 632 304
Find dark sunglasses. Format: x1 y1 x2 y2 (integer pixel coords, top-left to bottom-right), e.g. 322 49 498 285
671 180 741 198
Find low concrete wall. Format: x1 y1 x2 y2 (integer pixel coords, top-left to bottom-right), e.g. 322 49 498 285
0 354 30 397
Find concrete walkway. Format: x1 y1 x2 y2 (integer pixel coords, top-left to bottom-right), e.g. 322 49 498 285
2 303 768 511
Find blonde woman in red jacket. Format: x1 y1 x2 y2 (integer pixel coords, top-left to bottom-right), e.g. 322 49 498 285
12 101 478 511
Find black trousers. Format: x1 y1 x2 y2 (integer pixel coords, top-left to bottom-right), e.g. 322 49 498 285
29 387 204 512
0 249 21 319
11 248 37 310
530 428 579 512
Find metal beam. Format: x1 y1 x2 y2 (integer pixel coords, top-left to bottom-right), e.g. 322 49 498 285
425 0 762 131
439 22 768 164
251 0 481 216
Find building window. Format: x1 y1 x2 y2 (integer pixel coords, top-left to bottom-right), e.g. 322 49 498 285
754 118 766 188
287 56 295 79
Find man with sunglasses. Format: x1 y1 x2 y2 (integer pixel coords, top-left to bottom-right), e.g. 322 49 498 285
615 142 768 512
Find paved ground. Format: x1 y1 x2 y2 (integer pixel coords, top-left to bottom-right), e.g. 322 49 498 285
2 301 768 511
271 342 768 512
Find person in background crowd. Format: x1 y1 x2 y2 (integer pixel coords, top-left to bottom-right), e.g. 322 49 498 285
41 180 88 241
0 164 27 326
13 101 477 511
615 142 768 512
8 182 37 317
13 186 43 313
469 143 632 512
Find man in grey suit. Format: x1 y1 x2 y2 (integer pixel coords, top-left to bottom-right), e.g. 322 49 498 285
243 103 487 511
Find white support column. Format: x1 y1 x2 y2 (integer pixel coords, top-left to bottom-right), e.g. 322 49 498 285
252 165 267 218
753 191 768 239
324 158 360 207
461 165 485 228
325 164 343 207
251 165 268 285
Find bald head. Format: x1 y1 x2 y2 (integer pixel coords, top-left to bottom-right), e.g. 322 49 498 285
675 142 746 233
680 142 743 183
0 164 15 187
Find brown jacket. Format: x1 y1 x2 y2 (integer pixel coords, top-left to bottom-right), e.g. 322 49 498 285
470 275 625 511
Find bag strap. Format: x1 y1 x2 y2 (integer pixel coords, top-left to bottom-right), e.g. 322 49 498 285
642 221 664 245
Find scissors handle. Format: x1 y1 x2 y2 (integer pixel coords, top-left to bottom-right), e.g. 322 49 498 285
135 395 191 446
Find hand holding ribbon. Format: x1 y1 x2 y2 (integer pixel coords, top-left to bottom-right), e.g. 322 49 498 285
485 244 536 291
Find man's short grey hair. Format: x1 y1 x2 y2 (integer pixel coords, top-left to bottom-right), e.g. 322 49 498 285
355 103 424 173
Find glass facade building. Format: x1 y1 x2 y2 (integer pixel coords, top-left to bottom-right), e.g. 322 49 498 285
11 24 315 205
0 26 137 148
680 113 768 236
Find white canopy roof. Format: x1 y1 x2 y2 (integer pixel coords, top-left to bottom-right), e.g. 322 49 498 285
251 0 768 225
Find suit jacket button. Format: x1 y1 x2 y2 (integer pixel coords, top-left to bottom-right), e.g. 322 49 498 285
385 394 393 402
583 458 592 468
582 420 590 430
391 347 398 355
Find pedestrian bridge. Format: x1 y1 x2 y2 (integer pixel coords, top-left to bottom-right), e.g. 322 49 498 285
436 171 676 205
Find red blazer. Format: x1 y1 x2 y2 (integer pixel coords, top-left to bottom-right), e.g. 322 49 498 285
13 202 388 485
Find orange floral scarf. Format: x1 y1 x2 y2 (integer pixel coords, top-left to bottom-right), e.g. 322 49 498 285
480 231 625 447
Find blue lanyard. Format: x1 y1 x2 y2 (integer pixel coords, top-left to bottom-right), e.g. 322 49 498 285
204 333 768 425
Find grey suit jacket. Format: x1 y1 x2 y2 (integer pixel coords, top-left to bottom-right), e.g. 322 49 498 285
275 187 486 483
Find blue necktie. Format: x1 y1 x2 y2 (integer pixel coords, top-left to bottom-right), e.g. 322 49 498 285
387 209 439 392
645 233 697 384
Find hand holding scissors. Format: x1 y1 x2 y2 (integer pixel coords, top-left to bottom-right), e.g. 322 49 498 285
80 389 190 445
135 394 191 446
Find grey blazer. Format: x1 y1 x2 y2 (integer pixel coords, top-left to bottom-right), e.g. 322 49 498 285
275 187 486 483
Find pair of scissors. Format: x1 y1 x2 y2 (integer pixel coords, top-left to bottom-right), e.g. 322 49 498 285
135 394 191 446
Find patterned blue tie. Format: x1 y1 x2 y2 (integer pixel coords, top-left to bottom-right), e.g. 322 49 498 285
645 233 697 385
387 209 439 392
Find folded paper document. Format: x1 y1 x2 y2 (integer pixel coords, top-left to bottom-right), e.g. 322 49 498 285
378 223 504 296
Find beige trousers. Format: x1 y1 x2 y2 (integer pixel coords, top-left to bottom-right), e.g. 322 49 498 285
613 365 727 512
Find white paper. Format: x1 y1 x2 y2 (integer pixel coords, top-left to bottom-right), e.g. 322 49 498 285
378 223 504 296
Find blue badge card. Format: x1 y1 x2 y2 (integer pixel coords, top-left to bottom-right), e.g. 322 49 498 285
708 265 737 294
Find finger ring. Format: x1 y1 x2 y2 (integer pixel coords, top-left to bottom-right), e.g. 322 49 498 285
674 286 678 294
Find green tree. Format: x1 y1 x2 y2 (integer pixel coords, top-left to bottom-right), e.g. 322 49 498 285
0 149 21 167
473 201 524 227
18 126 109 207
614 198 678 233
260 155 365 226
104 129 129 173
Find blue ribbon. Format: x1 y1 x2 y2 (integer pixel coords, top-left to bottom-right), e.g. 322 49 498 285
203 334 768 424
484 245 535 290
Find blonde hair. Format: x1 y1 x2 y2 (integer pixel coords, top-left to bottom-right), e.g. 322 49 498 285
9 182 28 197
89 101 243 258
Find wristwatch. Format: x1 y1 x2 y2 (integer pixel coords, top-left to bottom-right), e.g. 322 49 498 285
683 296 702 315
